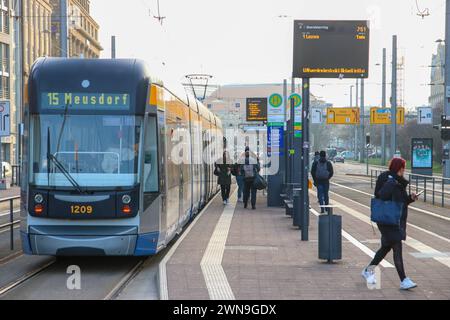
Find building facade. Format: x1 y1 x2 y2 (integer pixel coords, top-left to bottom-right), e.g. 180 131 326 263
50 0 102 58
429 43 445 121
0 0 15 164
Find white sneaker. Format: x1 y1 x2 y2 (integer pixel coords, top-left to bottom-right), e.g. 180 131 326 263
400 277 417 290
362 267 376 285
223 200 227 205
237 197 242 202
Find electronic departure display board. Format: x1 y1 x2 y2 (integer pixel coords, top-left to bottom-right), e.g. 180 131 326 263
246 98 267 122
293 20 370 79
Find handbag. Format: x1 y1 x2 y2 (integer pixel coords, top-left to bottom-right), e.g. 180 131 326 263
253 173 267 190
370 198 403 225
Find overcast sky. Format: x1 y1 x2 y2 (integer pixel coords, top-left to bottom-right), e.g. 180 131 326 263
91 0 446 109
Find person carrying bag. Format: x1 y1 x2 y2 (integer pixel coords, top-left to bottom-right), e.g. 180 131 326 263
363 157 419 290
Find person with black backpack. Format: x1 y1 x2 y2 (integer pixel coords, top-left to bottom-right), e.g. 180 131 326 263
240 147 260 210
311 150 334 213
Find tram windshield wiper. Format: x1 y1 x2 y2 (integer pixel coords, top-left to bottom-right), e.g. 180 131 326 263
48 153 84 194
47 123 84 194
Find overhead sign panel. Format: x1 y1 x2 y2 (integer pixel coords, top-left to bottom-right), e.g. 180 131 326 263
246 97 267 122
326 107 360 125
0 101 10 137
293 20 370 78
311 108 324 124
369 107 405 125
417 107 432 125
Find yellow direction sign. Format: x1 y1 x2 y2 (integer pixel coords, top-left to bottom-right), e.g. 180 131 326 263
326 108 360 125
370 107 405 125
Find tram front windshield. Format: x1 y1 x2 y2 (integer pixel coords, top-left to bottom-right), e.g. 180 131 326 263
30 114 142 189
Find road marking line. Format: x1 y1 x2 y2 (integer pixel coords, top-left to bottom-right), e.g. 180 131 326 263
158 192 221 300
200 190 237 300
309 206 393 268
326 196 450 269
331 181 450 222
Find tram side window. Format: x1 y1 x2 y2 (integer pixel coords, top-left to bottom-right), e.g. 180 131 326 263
144 116 158 192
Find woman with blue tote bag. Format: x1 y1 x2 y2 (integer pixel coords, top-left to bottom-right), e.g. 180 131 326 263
362 157 419 290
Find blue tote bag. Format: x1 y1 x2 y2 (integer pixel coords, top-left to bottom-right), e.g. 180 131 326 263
370 198 403 226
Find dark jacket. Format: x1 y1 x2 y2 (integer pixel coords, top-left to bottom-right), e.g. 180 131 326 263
215 163 232 185
311 157 334 184
374 171 415 245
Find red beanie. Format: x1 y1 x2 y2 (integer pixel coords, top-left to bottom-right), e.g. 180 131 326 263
389 157 406 173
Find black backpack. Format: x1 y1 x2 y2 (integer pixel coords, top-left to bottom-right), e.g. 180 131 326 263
315 161 330 180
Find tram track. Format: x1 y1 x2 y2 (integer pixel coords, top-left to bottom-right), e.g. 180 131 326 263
103 257 149 300
0 259 57 297
329 173 450 243
332 173 450 221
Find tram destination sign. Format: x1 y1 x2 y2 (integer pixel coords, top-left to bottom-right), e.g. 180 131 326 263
293 20 370 79
246 97 268 122
42 92 130 111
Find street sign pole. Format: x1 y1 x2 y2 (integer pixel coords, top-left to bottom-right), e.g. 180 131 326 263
391 35 398 159
444 0 450 179
301 78 310 241
381 48 387 166
360 79 365 164
284 79 289 186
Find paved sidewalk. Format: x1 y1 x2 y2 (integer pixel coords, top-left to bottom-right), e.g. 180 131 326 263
163 186 450 300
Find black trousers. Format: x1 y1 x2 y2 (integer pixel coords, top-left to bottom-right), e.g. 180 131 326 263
370 241 406 281
220 184 231 201
243 179 257 208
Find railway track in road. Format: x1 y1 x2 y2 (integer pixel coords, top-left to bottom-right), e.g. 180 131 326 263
332 173 450 222
328 173 450 242
0 259 57 296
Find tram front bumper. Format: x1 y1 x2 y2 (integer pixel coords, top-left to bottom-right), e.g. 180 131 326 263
26 226 138 256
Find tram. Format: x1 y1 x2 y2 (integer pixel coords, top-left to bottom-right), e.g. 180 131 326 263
20 58 222 256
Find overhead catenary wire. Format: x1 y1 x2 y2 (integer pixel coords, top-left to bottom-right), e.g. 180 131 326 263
415 0 430 18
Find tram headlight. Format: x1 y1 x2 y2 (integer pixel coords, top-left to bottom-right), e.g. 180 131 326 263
34 194 44 204
122 195 131 204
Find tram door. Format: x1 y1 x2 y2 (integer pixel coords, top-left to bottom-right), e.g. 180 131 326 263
176 118 184 230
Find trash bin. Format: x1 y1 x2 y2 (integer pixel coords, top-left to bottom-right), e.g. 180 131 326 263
318 208 342 262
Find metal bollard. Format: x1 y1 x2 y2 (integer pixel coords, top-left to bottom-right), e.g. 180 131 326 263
293 188 302 228
318 207 342 263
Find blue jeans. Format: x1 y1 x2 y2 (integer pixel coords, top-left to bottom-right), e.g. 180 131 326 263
317 182 330 213
236 175 244 199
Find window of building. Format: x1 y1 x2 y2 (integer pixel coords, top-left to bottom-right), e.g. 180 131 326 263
0 2 9 34
0 42 9 99
207 104 212 109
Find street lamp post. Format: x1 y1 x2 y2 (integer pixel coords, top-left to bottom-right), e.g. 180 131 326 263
444 1 450 179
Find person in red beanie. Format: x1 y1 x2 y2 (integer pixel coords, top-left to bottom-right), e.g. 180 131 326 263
362 157 419 290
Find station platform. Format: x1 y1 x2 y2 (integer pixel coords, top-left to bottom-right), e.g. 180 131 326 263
159 184 450 300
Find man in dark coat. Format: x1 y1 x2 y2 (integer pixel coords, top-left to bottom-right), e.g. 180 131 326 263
215 151 232 205
311 150 334 213
240 147 260 210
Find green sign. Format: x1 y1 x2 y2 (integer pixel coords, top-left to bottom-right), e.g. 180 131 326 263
289 93 302 108
269 94 283 108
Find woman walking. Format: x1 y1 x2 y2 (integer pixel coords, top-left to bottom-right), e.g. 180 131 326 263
362 157 418 290
215 151 232 205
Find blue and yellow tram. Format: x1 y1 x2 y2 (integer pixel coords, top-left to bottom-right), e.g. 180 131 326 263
20 58 222 256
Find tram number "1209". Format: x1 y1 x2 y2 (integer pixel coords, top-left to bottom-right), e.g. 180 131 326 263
70 205 93 215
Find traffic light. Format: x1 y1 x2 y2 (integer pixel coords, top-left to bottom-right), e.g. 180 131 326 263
366 133 370 146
